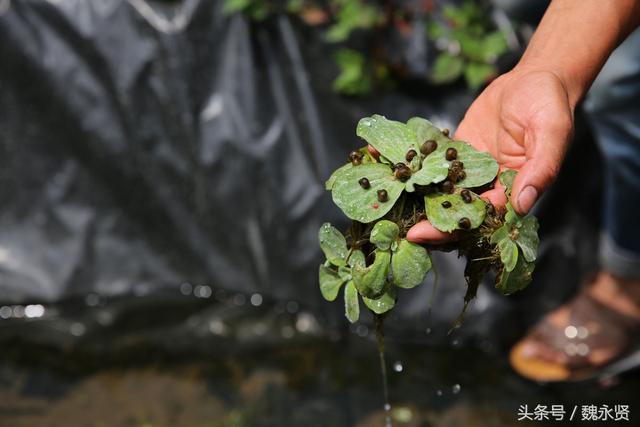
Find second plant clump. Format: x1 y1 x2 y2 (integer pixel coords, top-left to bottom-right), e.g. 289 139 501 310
319 115 539 325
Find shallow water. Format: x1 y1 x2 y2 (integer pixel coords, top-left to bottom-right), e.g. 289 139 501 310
1 295 639 427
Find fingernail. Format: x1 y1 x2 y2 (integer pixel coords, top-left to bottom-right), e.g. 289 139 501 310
517 186 538 213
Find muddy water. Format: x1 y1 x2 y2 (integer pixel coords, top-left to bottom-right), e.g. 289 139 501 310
0 296 639 426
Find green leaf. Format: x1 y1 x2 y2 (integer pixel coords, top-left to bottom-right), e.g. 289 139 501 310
331 163 404 223
498 238 518 272
490 224 509 245
390 239 431 289
352 249 390 299
464 62 496 89
424 189 487 232
500 169 517 195
223 0 251 14
431 53 464 84
407 140 499 190
344 280 360 323
337 265 352 280
363 288 396 314
319 265 347 301
406 117 453 147
370 220 399 250
356 115 419 165
481 31 508 63
505 203 518 224
325 163 352 190
495 254 535 295
332 49 372 96
514 216 540 262
348 249 366 268
318 223 349 266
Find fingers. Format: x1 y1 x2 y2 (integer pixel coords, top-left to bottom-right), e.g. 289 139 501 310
406 220 455 244
480 182 507 210
511 120 570 214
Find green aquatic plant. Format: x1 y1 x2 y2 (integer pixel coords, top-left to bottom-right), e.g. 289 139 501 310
319 115 539 324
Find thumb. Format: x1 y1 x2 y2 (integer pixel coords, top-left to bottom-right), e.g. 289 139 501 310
511 125 569 214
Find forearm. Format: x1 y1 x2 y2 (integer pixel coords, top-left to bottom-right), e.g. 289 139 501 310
517 0 640 107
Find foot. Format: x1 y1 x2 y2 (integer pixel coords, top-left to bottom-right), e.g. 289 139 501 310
510 272 640 381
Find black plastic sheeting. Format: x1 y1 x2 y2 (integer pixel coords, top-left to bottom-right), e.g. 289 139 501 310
0 0 602 345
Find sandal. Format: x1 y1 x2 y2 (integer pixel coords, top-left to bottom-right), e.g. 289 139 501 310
509 289 640 383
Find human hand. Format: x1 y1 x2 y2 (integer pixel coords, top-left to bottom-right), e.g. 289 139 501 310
406 68 575 244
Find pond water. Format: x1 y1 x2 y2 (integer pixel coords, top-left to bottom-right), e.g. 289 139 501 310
0 293 638 427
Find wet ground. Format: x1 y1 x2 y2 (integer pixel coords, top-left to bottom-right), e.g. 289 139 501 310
0 293 638 427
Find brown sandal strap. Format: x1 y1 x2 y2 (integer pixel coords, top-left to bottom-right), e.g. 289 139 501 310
528 291 640 370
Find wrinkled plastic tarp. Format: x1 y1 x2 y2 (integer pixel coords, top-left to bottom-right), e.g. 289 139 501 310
0 0 602 341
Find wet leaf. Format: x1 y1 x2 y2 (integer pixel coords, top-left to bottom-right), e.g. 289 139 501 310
424 190 486 232
344 280 360 323
337 265 352 280
348 249 366 268
391 239 431 288
495 254 535 295
319 265 346 301
500 169 517 195
406 117 452 147
515 216 539 262
325 163 352 190
498 238 518 272
318 223 348 266
352 249 390 299
370 220 399 250
505 203 517 224
331 163 404 223
363 288 396 314
356 115 418 165
490 224 509 245
407 140 498 190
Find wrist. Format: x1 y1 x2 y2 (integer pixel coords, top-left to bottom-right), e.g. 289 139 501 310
511 61 584 110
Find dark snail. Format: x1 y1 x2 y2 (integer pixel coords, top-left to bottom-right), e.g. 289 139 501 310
445 147 458 161
458 217 471 229
447 169 460 183
441 180 454 194
358 177 371 189
377 189 389 202
460 189 472 203
442 128 450 137
406 149 418 162
451 160 464 170
441 201 452 209
457 170 467 182
348 150 363 165
394 163 412 182
420 140 438 156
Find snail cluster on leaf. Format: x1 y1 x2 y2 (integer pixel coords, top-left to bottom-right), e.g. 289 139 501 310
320 115 539 325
